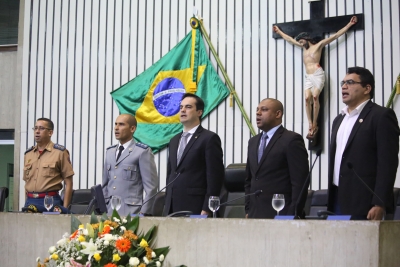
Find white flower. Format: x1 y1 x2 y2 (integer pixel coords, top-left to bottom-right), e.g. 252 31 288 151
80 239 102 260
76 256 82 260
143 256 150 264
159 254 165 262
120 226 126 232
57 238 67 247
113 217 120 222
104 240 109 246
129 257 140 266
49 246 56 254
36 257 40 262
102 234 114 242
156 261 161 267
82 229 88 236
122 218 127 223
152 251 156 258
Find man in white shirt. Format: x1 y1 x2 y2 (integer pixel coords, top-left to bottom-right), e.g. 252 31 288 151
328 67 400 220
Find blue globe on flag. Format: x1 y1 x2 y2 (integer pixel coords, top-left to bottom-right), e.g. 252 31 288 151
153 77 186 117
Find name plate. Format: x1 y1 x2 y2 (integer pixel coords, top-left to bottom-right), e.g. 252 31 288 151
327 215 351 220
189 215 208 219
274 215 295 220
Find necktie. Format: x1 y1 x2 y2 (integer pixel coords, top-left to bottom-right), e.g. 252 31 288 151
177 132 190 163
258 134 268 163
116 145 124 161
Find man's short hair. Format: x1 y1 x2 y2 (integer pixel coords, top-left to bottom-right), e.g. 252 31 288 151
37 118 54 130
122 114 137 127
181 93 205 119
347 67 375 99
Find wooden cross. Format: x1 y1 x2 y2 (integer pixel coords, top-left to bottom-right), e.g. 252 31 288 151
272 0 364 151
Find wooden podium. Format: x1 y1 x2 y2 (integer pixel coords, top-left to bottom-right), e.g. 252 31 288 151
1 213 399 267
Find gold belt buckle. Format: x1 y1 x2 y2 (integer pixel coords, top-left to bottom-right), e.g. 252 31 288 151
32 193 39 198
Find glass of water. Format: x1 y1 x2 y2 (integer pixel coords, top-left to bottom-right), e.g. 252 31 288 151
44 195 54 212
208 196 220 218
272 194 285 216
111 195 122 211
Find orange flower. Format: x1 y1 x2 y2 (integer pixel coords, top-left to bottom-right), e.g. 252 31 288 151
116 238 131 253
104 264 117 267
139 264 146 267
123 230 138 241
98 225 112 237
145 246 153 259
70 229 79 240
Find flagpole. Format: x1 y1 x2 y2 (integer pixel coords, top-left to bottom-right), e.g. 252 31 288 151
193 18 257 137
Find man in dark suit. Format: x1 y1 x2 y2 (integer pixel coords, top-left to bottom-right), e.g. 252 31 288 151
328 67 400 220
245 98 309 219
163 93 225 216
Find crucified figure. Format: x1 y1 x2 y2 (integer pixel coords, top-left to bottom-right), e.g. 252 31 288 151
274 16 357 140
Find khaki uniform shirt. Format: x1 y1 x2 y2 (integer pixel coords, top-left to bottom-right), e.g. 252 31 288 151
23 141 74 193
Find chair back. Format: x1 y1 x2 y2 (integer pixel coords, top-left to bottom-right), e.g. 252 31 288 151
0 187 9 212
220 163 246 218
68 189 92 214
151 192 166 216
393 187 400 220
308 189 328 216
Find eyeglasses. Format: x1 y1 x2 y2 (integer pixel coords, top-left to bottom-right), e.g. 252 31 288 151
340 79 363 87
32 126 51 131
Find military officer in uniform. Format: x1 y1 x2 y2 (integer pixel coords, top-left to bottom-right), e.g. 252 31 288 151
23 118 74 213
102 114 158 216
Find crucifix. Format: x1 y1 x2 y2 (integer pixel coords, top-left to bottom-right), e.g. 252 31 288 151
272 0 364 151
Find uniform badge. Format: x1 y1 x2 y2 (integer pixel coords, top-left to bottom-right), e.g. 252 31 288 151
359 119 363 123
27 204 38 213
53 206 62 213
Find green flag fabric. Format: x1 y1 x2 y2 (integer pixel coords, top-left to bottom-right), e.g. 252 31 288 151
111 28 229 153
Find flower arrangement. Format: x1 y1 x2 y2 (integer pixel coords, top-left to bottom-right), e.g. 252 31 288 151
37 210 182 267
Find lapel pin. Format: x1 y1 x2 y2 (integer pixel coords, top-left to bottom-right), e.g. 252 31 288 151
359 119 363 123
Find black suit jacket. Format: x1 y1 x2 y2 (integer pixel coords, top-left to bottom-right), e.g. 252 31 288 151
245 126 309 219
163 125 225 216
328 101 400 216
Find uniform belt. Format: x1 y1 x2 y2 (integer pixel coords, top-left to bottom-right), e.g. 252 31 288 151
27 191 58 198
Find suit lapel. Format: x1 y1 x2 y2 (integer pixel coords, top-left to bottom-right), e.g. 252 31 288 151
344 101 373 152
177 125 203 167
169 134 180 169
256 126 284 173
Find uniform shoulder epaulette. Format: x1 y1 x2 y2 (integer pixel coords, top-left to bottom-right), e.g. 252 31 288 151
24 146 34 155
106 144 117 150
136 142 149 149
54 144 66 151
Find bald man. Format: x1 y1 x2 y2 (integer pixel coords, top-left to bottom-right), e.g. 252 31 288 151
102 114 158 216
245 98 309 219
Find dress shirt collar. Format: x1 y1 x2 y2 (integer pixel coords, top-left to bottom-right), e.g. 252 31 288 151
262 124 281 140
341 99 370 117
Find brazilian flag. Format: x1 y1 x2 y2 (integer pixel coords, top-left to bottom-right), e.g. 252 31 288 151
111 26 230 153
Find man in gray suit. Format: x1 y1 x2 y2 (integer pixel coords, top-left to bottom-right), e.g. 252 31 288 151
102 114 158 216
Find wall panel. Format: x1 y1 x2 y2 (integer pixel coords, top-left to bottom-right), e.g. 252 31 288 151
19 0 400 208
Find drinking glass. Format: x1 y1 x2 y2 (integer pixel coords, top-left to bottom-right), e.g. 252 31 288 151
44 195 54 212
272 194 285 216
111 195 122 211
208 196 220 218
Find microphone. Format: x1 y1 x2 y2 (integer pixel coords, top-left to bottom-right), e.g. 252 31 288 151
294 149 322 219
137 168 185 214
347 162 385 207
219 190 262 207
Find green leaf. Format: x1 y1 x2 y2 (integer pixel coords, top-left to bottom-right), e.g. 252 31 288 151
143 225 156 242
126 215 139 233
153 246 170 258
86 223 94 239
111 209 122 221
101 213 109 222
71 214 82 233
90 212 99 224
